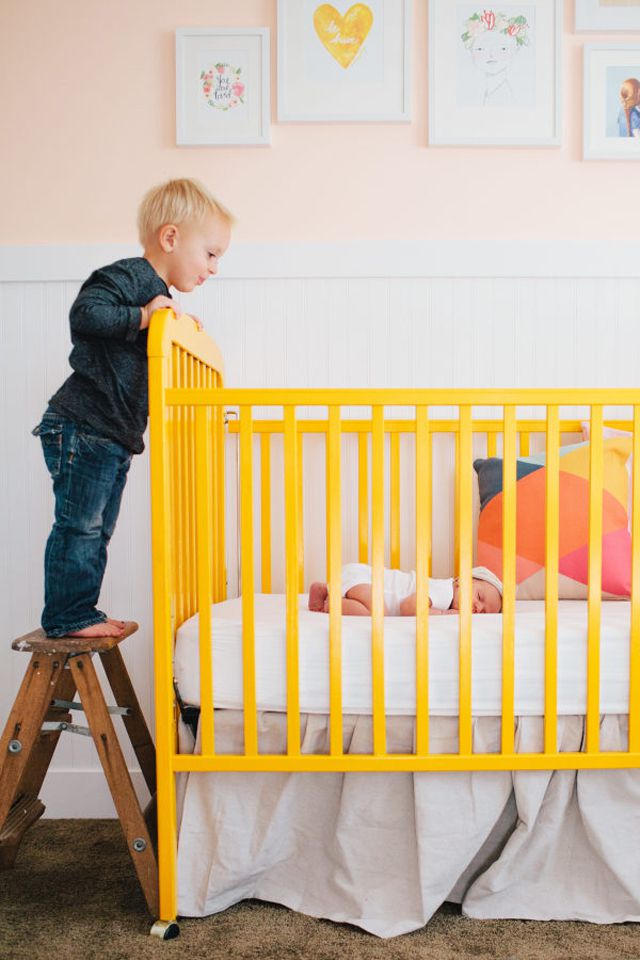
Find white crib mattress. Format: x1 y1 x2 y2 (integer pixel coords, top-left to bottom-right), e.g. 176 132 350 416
173 594 633 717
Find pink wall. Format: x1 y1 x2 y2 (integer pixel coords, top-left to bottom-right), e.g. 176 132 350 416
1 1 638 244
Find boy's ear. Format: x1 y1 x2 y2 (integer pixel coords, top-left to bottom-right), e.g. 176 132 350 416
159 224 179 252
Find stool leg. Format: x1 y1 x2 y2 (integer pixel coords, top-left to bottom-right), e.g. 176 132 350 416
15 666 76 803
0 655 68 866
99 647 156 796
69 653 159 918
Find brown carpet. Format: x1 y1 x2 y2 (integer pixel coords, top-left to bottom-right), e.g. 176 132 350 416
1 820 639 960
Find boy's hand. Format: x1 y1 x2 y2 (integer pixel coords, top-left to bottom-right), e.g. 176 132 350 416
140 295 179 330
187 314 204 331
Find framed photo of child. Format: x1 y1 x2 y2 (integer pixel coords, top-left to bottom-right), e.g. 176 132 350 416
583 44 640 159
176 28 271 146
428 0 563 146
277 0 412 121
576 0 640 32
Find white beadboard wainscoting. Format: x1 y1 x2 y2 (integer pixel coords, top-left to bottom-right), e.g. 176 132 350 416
0 241 639 817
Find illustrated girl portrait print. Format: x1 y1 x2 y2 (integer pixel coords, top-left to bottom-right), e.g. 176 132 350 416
460 8 533 107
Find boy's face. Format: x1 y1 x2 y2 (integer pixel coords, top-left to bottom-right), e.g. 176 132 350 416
451 578 502 614
163 213 231 292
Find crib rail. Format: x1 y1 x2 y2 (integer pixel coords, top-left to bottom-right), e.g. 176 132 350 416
148 311 640 922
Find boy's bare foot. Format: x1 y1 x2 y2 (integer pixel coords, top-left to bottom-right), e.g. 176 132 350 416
66 621 125 639
107 618 126 628
308 582 329 612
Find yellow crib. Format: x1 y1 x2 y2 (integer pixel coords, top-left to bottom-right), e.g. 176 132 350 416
147 309 640 934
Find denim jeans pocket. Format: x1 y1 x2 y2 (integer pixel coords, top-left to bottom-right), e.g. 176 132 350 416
76 428 130 463
33 413 64 479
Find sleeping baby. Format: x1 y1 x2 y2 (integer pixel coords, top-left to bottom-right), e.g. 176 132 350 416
308 563 503 617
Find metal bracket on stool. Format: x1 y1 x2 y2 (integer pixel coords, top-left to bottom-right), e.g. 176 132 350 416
41 721 92 737
52 699 132 717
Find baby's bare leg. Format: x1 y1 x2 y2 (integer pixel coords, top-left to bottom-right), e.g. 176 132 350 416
344 583 389 615
340 597 372 615
311 581 387 616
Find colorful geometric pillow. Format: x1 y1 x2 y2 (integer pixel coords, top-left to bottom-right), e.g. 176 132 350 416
474 438 632 599
582 422 633 532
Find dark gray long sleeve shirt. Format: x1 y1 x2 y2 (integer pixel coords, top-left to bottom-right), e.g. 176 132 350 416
49 257 169 453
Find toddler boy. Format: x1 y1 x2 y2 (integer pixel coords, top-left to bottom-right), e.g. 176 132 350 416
33 178 232 638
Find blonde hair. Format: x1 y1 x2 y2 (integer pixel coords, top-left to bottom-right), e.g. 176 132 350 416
137 178 234 245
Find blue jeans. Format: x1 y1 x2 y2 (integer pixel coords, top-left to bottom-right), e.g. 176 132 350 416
33 408 132 637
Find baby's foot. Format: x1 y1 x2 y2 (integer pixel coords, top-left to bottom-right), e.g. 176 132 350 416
308 582 329 612
107 618 126 628
66 621 125 639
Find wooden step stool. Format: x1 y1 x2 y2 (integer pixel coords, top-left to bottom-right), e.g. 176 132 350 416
0 623 172 935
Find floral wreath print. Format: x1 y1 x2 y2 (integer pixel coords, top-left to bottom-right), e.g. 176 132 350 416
201 63 246 110
461 10 530 49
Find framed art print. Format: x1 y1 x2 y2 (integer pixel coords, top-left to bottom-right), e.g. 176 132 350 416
584 44 640 158
176 28 270 145
428 0 563 145
576 1 640 32
277 0 411 121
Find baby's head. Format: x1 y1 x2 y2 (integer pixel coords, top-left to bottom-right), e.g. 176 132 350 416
451 567 503 614
138 178 234 292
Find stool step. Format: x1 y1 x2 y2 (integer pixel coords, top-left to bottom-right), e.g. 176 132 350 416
12 621 139 654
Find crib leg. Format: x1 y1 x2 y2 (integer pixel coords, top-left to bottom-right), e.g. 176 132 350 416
150 920 181 940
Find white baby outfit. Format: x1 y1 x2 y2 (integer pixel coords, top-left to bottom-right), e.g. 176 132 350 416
340 562 454 616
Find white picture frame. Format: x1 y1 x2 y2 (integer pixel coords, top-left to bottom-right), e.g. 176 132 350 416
429 0 563 146
576 1 640 33
277 0 411 122
176 27 270 146
583 44 640 159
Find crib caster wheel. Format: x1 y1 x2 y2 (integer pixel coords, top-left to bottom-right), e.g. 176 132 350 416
150 919 180 940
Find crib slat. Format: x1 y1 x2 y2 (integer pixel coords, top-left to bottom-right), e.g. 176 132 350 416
188 355 197 618
415 406 431 756
240 406 258 756
327 406 343 756
487 431 498 459
169 347 181 627
298 433 304 592
178 352 188 622
207 370 217 604
458 406 473 756
358 432 369 563
215 378 226 602
390 432 401 570
195 407 215 756
519 432 530 457
371 405 386 757
454 429 460 578
630 406 640 755
260 433 272 594
545 406 560 755
501 406 517 755
284 406 301 756
587 406 604 754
